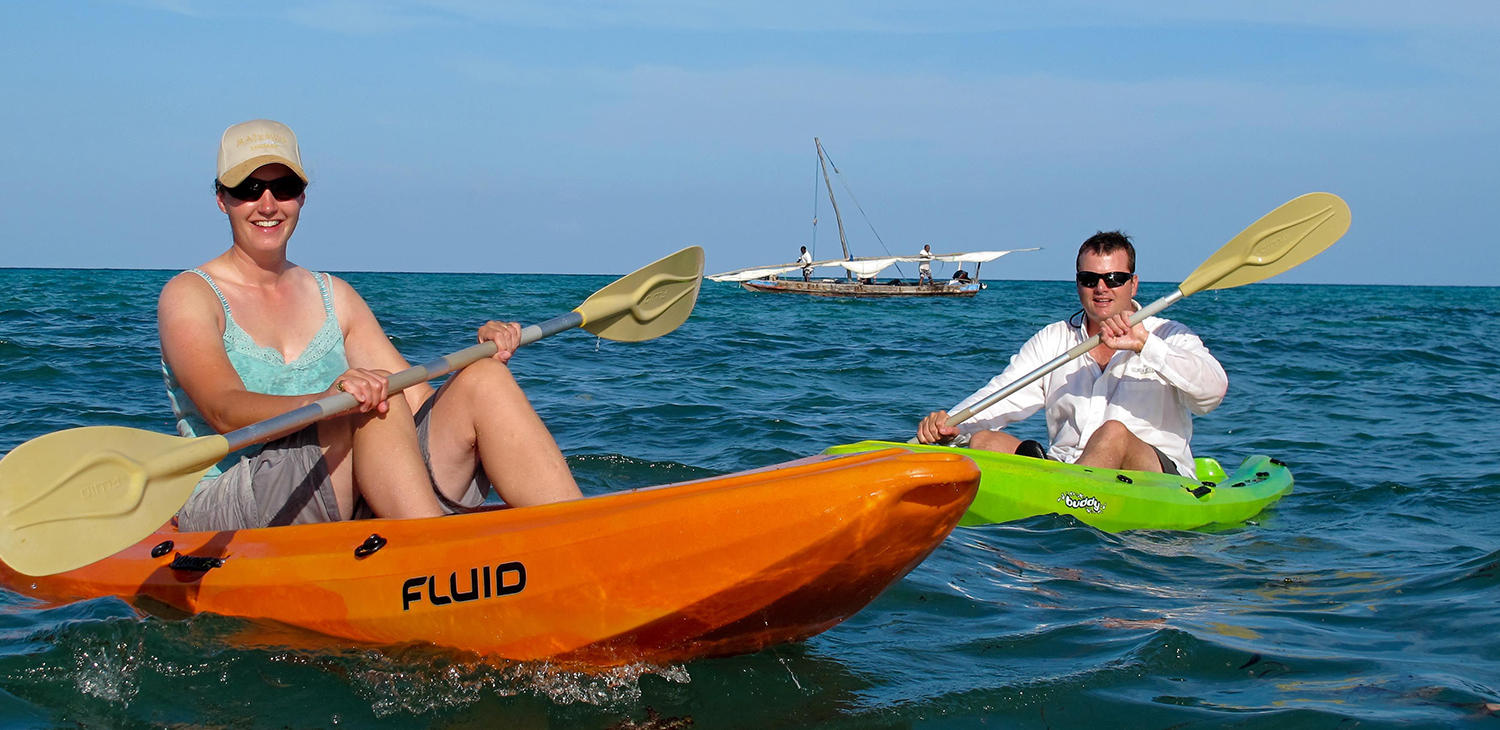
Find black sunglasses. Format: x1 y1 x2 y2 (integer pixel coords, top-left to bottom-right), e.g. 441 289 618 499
217 176 306 202
1075 271 1135 288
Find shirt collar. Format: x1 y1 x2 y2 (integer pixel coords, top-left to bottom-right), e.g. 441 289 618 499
1072 299 1144 338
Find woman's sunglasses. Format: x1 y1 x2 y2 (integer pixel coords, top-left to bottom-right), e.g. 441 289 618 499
217 176 307 202
1075 271 1135 288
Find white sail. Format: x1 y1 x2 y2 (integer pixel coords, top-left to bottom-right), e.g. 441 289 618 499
706 265 801 282
928 248 1041 264
838 257 901 277
706 140 1040 293
706 258 849 282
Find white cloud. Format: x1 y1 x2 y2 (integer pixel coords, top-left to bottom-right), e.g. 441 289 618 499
416 0 1500 34
1089 0 1500 33
101 0 1500 35
109 0 210 17
282 0 448 35
440 61 1492 156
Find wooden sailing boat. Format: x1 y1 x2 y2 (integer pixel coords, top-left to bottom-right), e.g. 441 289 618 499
707 138 1038 298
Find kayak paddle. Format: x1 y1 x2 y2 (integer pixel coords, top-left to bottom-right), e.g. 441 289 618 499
921 192 1351 440
0 246 705 577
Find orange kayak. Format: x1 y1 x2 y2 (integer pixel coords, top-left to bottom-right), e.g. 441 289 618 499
0 449 977 667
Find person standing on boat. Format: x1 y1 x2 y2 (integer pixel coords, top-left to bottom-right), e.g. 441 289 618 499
798 246 814 281
158 119 582 532
915 231 1226 476
917 245 934 285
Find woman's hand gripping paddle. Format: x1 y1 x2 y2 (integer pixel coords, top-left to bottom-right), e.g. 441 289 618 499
918 192 1351 442
0 246 705 577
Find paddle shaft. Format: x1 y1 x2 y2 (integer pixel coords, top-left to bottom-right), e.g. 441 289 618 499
932 193 1349 435
223 311 584 452
939 290 1183 430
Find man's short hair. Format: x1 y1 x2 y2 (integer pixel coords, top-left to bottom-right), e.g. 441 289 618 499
1077 231 1135 273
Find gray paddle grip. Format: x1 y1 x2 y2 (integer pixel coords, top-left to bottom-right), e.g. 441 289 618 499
910 289 1184 443
223 310 585 451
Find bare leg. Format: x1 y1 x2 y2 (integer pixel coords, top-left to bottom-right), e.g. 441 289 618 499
1075 420 1163 472
422 358 582 507
317 397 446 519
970 429 1023 454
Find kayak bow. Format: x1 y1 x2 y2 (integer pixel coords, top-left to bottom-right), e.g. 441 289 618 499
825 441 1291 532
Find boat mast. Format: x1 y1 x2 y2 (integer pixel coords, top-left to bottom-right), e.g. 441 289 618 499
814 138 853 278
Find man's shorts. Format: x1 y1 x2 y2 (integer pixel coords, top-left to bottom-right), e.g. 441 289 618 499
954 432 1184 476
177 389 489 532
1151 445 1183 477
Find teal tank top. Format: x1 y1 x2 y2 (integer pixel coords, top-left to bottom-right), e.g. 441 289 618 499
161 268 349 473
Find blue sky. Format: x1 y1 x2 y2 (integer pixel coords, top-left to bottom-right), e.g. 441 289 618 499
1 1 1495 285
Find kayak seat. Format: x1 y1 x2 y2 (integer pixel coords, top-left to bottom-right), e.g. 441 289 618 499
1193 457 1228 483
1014 440 1048 460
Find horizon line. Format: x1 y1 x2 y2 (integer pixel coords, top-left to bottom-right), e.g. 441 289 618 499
0 267 1491 289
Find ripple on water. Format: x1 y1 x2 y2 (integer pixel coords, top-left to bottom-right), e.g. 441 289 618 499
0 608 695 726
1 273 1498 727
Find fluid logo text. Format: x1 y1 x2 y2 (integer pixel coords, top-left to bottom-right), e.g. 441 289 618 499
402 562 526 611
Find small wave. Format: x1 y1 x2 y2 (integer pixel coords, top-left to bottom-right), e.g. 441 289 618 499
337 647 690 717
566 452 717 494
0 606 692 722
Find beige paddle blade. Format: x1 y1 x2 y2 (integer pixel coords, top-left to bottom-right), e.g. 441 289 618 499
575 246 704 342
1179 192 1351 296
0 427 228 576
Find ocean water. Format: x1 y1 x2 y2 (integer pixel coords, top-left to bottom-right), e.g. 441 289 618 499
0 268 1497 729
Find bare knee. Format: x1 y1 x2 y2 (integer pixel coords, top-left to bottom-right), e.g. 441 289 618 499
1091 420 1134 444
375 392 416 420
1080 420 1160 472
970 430 1021 453
332 394 418 440
450 358 521 398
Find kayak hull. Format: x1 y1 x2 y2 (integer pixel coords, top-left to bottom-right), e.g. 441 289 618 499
740 278 980 297
0 449 978 667
824 441 1292 532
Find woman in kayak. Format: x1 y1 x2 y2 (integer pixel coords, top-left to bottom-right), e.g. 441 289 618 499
159 119 581 531
916 231 1227 476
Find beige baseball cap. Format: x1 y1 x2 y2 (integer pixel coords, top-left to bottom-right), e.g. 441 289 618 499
216 119 309 186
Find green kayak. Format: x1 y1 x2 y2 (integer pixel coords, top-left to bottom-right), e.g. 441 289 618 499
823 440 1293 532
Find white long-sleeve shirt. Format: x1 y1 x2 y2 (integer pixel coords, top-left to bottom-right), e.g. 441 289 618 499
952 314 1227 476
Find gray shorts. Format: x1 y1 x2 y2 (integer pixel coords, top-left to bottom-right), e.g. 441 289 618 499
1152 446 1183 477
956 431 1183 476
177 390 489 532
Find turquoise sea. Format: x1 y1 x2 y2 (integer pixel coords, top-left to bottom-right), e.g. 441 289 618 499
0 268 1497 729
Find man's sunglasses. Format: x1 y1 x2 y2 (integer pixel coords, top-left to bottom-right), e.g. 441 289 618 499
1075 271 1135 288
217 176 307 202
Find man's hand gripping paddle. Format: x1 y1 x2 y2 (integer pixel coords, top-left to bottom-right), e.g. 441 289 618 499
918 192 1351 442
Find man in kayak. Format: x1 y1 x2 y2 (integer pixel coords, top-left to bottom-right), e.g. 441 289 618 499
158 119 582 531
915 231 1227 475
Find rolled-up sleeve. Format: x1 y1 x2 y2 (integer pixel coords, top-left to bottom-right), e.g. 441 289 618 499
1138 324 1227 416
